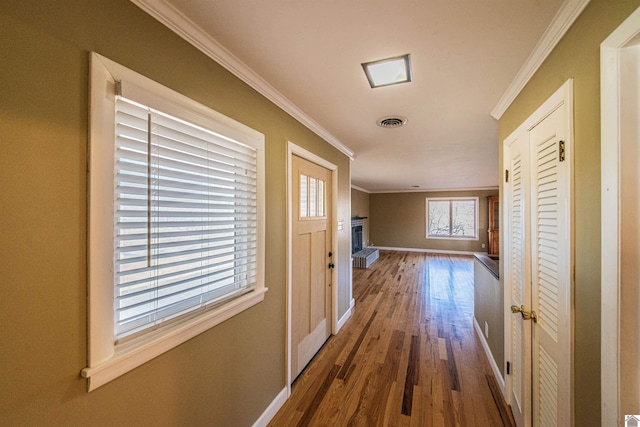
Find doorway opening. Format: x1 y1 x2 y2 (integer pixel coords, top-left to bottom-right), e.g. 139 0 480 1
601 7 640 425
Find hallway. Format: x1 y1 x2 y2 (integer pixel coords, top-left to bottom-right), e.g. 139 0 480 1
269 251 514 426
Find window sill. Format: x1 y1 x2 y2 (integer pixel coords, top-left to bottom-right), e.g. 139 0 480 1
81 287 267 391
425 236 479 241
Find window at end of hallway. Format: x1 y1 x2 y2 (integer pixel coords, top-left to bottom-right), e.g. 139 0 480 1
425 197 478 240
82 53 266 391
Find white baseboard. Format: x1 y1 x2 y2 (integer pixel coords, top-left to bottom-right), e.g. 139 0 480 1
373 246 487 256
473 317 506 397
336 298 355 332
252 387 288 427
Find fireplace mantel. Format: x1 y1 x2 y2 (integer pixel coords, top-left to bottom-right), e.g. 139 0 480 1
351 216 367 227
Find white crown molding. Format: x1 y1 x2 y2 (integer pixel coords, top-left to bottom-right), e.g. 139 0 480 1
129 0 355 160
350 184 371 194
368 186 499 194
491 0 591 120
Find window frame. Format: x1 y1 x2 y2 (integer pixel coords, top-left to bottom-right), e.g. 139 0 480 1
82 53 266 391
425 197 479 240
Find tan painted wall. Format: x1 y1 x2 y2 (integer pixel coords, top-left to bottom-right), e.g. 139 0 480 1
0 1 351 425
498 0 640 423
370 190 498 252
473 257 504 377
351 188 370 247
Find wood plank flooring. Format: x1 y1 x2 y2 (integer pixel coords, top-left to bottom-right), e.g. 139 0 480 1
268 251 514 427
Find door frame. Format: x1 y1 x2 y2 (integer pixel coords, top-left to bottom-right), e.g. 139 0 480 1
286 142 339 393
502 79 574 424
601 7 640 426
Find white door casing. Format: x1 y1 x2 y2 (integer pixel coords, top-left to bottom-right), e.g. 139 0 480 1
503 79 574 427
601 7 640 425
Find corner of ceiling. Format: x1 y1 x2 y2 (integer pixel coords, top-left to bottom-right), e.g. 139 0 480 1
128 0 356 161
350 185 371 194
490 0 591 120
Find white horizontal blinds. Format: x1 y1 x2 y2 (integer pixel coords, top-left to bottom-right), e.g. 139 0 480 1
318 180 325 217
298 173 326 219
300 174 308 218
309 177 317 217
114 96 258 340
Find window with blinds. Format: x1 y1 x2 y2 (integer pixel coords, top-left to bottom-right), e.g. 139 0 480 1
114 96 258 340
85 53 265 391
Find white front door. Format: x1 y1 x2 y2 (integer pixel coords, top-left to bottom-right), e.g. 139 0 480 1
504 81 573 427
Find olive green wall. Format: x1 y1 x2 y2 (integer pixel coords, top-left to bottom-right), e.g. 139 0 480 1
351 188 370 247
0 1 351 425
370 190 498 252
473 257 504 378
498 1 640 423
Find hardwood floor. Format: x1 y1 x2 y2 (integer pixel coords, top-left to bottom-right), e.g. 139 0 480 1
269 251 514 427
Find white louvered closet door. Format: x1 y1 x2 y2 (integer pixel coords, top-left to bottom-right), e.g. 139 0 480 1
506 133 531 427
504 80 573 427
529 105 571 427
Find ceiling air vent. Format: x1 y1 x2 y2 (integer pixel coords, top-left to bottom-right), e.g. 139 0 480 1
377 116 408 128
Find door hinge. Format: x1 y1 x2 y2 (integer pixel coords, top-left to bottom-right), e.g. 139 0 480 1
559 140 566 162
505 169 509 183
507 361 511 375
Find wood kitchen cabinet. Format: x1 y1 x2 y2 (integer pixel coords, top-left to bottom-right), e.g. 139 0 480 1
487 195 499 255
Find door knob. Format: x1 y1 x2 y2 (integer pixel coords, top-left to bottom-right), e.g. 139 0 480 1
510 305 538 322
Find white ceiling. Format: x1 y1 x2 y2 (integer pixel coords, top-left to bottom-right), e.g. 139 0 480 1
159 0 565 192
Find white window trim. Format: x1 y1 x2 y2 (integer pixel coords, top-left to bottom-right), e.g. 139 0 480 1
425 196 479 240
82 53 266 391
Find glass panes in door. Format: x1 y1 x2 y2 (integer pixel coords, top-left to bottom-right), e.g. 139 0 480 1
299 174 326 219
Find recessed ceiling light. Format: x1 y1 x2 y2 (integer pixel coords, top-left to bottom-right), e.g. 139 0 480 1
362 54 412 88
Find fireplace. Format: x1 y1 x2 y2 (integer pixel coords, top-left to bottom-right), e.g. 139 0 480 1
351 217 366 254
351 216 379 268
352 224 363 254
